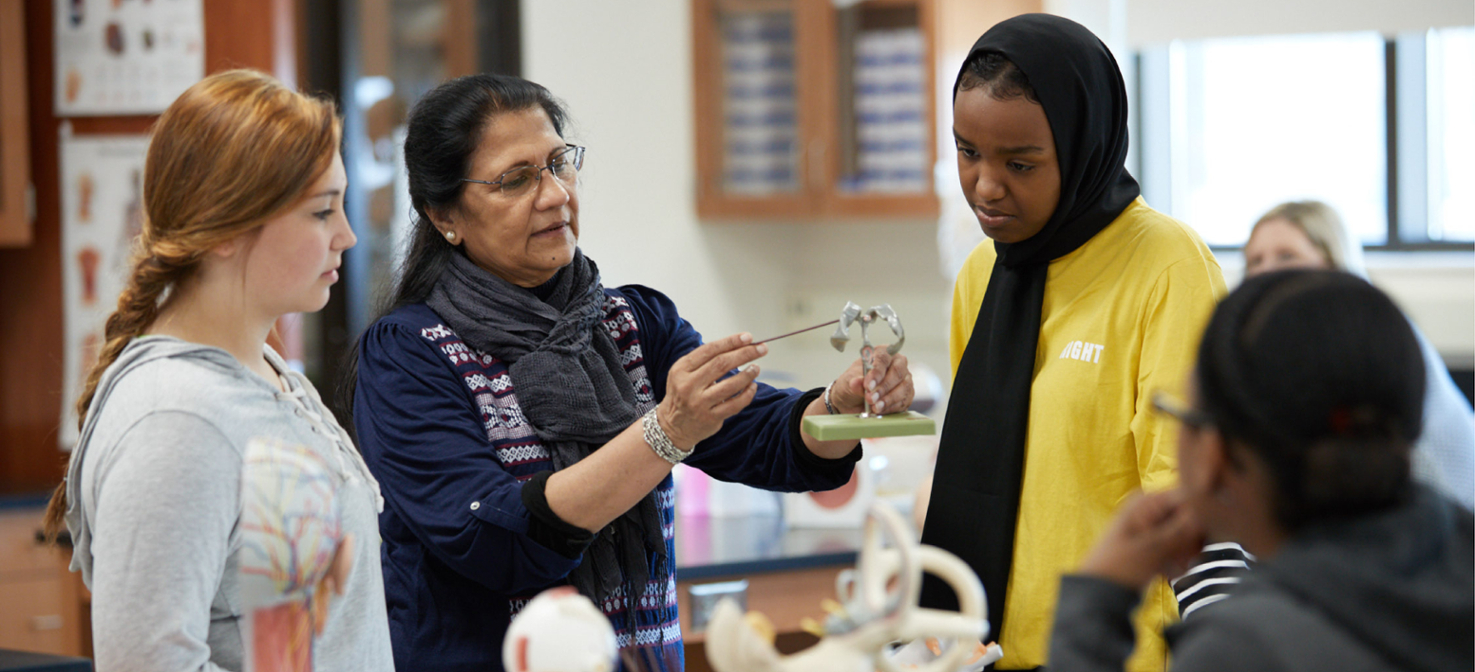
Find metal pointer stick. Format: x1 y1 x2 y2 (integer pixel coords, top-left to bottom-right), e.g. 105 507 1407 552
713 319 844 387
752 319 841 346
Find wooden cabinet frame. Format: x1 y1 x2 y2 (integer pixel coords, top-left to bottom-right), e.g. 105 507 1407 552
693 0 939 221
0 0 32 246
693 0 819 219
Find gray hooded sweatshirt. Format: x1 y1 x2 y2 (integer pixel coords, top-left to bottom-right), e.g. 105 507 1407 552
1050 485 1475 672
62 337 394 672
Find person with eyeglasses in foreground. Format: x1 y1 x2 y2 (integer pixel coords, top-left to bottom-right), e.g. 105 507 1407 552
1243 201 1474 510
342 73 916 671
1169 200 1475 622
1050 269 1474 672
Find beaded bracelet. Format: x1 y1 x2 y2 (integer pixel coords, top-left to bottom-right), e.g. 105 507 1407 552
642 407 693 465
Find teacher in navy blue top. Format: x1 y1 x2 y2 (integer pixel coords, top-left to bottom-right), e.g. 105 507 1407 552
344 73 917 672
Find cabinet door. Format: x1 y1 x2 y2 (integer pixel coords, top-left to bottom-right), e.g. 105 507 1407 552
0 0 32 247
0 575 74 655
694 0 940 221
817 0 939 218
0 512 83 656
694 0 820 219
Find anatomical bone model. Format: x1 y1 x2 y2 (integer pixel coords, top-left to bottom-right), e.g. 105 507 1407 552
704 502 1002 672
803 303 935 441
830 302 905 418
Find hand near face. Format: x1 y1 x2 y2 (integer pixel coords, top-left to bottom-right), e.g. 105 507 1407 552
828 351 915 415
658 333 768 449
1078 489 1204 592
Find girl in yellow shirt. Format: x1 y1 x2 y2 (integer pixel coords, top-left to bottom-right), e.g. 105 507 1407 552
918 14 1225 672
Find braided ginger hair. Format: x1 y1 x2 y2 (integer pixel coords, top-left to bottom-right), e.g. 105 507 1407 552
44 70 341 539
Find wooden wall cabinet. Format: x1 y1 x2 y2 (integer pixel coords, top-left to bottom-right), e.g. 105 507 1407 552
0 0 33 246
693 0 939 220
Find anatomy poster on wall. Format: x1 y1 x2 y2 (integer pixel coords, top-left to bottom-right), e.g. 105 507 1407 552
54 0 204 116
59 130 149 448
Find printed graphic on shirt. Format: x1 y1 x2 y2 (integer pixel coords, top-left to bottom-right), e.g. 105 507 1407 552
1058 340 1104 363
238 438 347 672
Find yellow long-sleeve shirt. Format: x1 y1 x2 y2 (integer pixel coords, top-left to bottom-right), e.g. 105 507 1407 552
948 198 1226 671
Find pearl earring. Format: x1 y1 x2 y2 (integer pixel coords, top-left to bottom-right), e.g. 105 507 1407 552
445 230 456 242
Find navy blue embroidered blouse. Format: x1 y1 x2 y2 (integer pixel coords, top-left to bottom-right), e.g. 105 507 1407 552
353 284 859 672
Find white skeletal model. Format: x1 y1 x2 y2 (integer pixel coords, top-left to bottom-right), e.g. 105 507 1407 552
704 502 1002 672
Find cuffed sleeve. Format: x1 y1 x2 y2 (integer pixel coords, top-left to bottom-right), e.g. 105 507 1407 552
787 387 863 473
520 470 596 560
1171 542 1254 620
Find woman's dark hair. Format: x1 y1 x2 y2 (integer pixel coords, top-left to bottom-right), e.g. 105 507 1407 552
957 51 1039 104
334 74 570 426
1196 269 1425 530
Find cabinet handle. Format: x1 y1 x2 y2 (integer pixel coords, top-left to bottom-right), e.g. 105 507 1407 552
31 614 63 631
808 139 826 191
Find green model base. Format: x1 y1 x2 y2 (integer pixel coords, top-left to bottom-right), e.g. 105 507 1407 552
802 410 936 441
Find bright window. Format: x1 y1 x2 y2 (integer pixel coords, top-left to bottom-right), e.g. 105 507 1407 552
1428 26 1474 241
1143 32 1388 247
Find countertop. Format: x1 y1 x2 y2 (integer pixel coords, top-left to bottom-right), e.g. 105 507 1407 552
0 491 53 512
0 495 869 578
673 513 862 580
0 649 91 671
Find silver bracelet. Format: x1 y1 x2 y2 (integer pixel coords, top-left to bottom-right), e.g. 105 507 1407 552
823 381 839 415
642 407 693 465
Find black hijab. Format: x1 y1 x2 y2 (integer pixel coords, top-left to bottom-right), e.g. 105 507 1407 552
918 13 1141 640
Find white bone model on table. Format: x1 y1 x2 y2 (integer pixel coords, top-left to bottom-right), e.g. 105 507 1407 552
703 502 1002 672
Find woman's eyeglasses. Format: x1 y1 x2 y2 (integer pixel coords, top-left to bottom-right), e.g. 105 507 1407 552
1152 391 1214 430
461 145 586 197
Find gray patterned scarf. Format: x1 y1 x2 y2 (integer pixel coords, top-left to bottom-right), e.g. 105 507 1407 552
425 248 665 609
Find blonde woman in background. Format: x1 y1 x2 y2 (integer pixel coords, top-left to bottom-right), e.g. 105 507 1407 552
1171 201 1475 621
1243 200 1365 276
44 70 394 671
1244 200 1475 509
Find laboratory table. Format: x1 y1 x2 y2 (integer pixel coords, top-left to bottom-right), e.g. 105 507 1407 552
673 513 862 644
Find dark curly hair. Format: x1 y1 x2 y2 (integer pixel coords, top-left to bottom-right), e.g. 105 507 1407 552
957 51 1039 104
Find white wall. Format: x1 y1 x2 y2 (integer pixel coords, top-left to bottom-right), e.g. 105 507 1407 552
1045 0 1475 363
1367 258 1475 365
1048 0 1473 48
524 0 1474 394
522 0 958 402
1218 251 1475 365
521 0 1471 518
1125 0 1472 45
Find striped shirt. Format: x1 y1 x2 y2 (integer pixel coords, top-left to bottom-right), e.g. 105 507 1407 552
1172 542 1256 619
